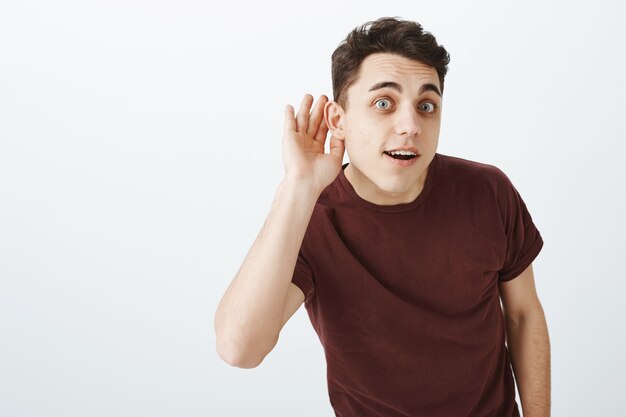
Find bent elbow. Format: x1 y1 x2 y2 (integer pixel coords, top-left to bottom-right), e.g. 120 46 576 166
215 337 269 369
218 348 262 369
228 355 263 369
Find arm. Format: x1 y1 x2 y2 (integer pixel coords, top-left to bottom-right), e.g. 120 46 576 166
214 179 320 368
499 264 551 417
214 94 344 369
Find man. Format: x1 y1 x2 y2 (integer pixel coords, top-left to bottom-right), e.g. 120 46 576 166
215 17 551 417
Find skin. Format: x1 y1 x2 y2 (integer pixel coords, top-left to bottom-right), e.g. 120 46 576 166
324 52 443 205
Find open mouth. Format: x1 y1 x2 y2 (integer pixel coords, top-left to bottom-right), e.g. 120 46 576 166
383 151 417 160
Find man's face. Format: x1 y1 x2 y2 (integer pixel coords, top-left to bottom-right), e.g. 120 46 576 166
326 52 442 205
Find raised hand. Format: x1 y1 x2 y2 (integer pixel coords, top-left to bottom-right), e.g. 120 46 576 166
282 94 345 193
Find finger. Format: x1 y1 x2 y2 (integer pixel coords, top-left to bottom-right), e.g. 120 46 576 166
306 94 328 138
284 105 295 133
295 94 313 133
314 117 329 143
329 135 345 159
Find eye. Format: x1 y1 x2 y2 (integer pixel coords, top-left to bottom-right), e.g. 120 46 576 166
374 98 392 110
419 102 437 113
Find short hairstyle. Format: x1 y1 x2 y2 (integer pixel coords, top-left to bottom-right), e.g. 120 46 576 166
331 16 451 111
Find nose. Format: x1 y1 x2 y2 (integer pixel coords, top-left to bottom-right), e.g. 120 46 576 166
394 105 422 137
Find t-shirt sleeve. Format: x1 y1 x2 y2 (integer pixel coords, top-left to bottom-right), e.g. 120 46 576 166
291 248 315 304
494 168 544 282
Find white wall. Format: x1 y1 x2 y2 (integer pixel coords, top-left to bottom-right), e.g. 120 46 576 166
1 0 624 415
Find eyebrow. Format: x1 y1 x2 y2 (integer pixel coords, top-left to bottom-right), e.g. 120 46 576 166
368 81 442 97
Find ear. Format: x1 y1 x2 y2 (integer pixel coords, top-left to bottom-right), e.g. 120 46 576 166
324 100 346 140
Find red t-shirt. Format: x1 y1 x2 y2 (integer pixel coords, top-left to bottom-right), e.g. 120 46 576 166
291 152 544 417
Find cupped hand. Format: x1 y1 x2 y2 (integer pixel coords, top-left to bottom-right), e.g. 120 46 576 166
282 94 345 193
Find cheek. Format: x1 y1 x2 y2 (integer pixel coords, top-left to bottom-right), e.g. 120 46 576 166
344 115 380 154
346 125 374 143
346 131 376 157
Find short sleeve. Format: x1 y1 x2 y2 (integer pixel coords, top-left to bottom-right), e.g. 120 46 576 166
495 168 544 282
291 249 315 304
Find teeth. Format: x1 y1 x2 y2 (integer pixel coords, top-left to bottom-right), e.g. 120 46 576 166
388 150 416 156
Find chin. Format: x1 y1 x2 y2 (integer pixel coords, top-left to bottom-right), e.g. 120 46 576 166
372 176 414 194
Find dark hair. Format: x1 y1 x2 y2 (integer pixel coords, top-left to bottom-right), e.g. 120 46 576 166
331 16 450 111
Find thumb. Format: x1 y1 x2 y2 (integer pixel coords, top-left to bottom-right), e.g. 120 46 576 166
329 135 345 159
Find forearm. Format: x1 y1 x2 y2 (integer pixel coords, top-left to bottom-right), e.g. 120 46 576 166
214 178 320 366
504 307 551 417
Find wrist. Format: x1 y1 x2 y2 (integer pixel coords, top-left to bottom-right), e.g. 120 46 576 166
279 177 322 200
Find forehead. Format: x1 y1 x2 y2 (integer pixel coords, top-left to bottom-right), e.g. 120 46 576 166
354 52 440 91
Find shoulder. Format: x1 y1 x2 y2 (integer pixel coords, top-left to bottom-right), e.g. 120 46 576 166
436 152 504 177
435 152 511 191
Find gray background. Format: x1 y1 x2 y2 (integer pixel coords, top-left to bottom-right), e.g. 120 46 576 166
1 0 624 416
